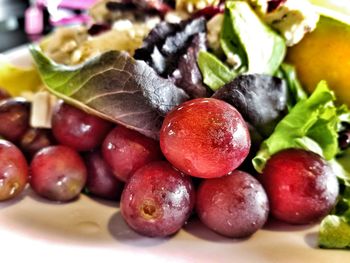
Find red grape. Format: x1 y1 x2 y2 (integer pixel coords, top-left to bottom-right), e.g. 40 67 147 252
52 102 113 151
30 145 87 202
120 161 195 237
0 98 30 142
84 150 124 200
102 126 163 182
0 139 28 201
262 149 339 224
160 98 250 178
196 171 269 238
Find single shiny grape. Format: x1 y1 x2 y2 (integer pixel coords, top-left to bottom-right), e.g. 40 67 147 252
0 98 30 142
160 98 250 179
52 102 113 151
30 145 87 202
120 161 195 237
196 170 269 238
102 126 163 182
19 128 55 158
262 149 339 224
0 139 28 201
84 150 124 200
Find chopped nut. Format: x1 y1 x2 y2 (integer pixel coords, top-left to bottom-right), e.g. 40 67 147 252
30 90 58 129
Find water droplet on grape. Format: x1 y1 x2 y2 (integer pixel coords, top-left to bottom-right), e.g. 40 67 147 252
107 143 116 150
9 182 19 196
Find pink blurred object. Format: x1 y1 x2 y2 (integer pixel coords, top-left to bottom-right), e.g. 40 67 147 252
37 0 99 10
25 0 99 35
25 4 44 35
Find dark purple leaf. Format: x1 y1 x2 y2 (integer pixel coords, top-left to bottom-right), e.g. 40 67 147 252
162 18 206 56
212 74 288 137
171 33 211 98
106 1 136 11
135 21 180 60
134 17 206 76
106 0 172 16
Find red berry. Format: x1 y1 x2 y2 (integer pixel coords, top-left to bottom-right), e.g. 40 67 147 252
102 126 163 182
160 98 250 178
52 102 112 151
0 98 30 142
30 145 87 202
120 161 195 237
84 150 124 200
0 139 28 201
196 170 269 238
262 149 339 224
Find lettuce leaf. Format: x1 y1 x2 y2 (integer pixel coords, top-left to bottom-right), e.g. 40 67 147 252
197 1 286 91
197 51 237 91
30 46 189 140
253 81 343 173
319 156 350 249
319 215 350 248
279 63 308 108
221 1 286 75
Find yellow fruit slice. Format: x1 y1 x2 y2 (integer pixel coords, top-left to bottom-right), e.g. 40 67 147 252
0 55 42 96
286 14 350 106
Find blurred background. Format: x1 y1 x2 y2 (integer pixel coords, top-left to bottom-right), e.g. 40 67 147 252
0 0 98 52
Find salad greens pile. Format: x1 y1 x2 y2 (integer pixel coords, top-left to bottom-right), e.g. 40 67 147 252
253 81 349 173
29 0 350 249
199 1 286 91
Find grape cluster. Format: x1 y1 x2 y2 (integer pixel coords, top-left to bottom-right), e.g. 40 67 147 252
0 90 339 238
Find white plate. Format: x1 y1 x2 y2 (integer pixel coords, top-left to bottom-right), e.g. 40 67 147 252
0 46 349 263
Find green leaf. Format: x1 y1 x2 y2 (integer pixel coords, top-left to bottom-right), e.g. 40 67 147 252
29 46 189 140
253 81 341 173
220 6 247 71
197 51 237 91
221 1 286 74
279 63 308 108
319 215 350 249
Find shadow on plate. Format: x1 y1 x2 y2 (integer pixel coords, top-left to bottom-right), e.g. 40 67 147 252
84 194 120 209
304 232 319 248
108 211 169 247
25 188 120 209
2 188 121 245
182 216 249 243
263 217 316 232
0 188 27 210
